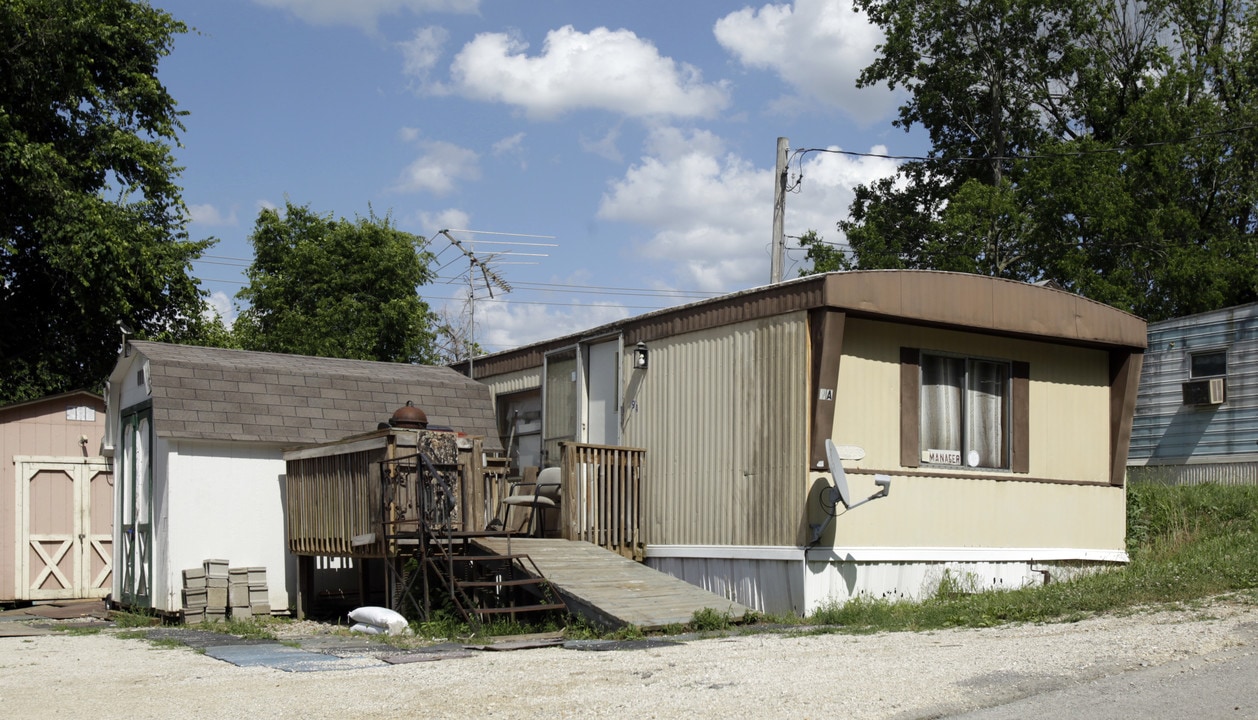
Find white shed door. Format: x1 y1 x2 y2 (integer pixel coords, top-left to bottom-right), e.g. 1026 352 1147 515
15 458 113 601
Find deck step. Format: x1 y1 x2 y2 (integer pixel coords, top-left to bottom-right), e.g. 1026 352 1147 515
472 603 567 615
456 578 546 589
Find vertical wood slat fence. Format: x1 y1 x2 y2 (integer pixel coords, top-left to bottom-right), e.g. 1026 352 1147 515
560 442 645 560
285 432 492 558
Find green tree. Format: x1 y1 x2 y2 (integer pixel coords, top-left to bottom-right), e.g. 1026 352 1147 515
0 0 214 404
837 0 1258 320
234 202 438 363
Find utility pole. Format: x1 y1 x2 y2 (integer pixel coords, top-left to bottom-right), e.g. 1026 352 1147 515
770 136 789 284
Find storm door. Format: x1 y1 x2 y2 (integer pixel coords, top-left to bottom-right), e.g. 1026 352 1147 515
542 349 577 466
583 339 620 446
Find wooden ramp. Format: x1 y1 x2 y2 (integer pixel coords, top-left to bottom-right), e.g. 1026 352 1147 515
473 538 750 631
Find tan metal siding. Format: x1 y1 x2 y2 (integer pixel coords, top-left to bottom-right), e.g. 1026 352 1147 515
826 474 1126 550
622 312 809 547
835 319 1112 483
825 319 1123 552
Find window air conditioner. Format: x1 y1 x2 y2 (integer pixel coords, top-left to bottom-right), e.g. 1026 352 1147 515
1182 377 1226 405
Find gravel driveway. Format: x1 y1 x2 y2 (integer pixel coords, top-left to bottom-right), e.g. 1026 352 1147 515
2 599 1255 719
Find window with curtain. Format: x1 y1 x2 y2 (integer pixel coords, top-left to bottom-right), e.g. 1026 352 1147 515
920 354 1010 469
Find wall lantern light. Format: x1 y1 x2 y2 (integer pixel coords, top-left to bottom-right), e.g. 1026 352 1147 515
633 341 649 370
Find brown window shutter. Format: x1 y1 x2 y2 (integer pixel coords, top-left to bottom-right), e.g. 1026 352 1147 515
1011 361 1030 473
900 347 920 468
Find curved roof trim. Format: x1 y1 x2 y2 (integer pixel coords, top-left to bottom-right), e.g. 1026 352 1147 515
467 271 1146 378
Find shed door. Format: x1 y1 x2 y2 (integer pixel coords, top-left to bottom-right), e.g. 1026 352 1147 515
15 458 113 600
117 407 153 607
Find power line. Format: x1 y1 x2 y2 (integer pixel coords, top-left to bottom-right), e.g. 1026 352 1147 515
789 123 1258 175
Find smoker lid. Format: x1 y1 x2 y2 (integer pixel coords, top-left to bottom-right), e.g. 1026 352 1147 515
389 400 428 429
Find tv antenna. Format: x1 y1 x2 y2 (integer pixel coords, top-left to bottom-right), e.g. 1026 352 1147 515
432 228 556 376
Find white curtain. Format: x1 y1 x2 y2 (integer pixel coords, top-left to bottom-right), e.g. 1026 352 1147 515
921 355 963 458
965 360 1007 467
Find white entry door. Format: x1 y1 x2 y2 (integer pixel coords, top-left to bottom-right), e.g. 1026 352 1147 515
14 457 113 600
584 340 620 445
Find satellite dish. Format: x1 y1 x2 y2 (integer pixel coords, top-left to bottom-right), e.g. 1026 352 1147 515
825 439 852 508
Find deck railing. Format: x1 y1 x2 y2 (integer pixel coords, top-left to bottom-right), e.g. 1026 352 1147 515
560 442 645 560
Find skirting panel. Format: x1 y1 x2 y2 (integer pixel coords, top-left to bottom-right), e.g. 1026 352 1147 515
646 545 1127 617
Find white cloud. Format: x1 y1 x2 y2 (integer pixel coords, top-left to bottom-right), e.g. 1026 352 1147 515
257 199 279 213
492 132 525 155
580 125 623 162
203 291 237 327
415 208 472 234
394 140 481 195
598 128 899 291
398 126 421 143
463 289 632 352
399 26 449 84
714 0 898 124
187 203 237 227
251 0 478 32
447 25 730 119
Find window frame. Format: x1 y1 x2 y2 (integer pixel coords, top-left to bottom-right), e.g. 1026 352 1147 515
1189 349 1227 379
901 347 1029 474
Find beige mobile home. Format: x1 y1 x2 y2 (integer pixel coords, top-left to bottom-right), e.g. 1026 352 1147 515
468 271 1147 615
1 391 110 603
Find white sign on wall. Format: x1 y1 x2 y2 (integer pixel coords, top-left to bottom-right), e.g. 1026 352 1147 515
923 448 961 465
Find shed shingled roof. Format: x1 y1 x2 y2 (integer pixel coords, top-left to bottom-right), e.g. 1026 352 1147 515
128 341 499 449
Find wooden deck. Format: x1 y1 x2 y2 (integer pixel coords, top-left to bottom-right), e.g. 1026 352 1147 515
473 538 750 630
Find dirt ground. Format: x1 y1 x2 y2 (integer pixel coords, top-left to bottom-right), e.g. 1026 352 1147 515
1 598 1256 719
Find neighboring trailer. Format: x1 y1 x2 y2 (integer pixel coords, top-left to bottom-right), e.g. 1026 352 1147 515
1 391 110 603
104 341 499 615
468 271 1146 615
1128 302 1258 485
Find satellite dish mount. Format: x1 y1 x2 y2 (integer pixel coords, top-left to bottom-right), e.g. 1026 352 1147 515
809 439 891 545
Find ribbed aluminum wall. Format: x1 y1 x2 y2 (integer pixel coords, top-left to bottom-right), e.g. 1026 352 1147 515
622 312 809 547
482 367 543 398
1129 302 1258 477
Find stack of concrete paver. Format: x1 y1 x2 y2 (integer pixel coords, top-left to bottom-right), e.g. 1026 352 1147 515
248 567 271 617
181 559 268 624
228 567 252 619
228 566 271 620
204 559 229 622
181 567 206 624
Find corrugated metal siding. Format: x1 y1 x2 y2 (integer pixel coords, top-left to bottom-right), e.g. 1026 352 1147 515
648 557 803 615
1129 461 1258 486
622 313 809 547
1129 303 1258 462
483 367 542 399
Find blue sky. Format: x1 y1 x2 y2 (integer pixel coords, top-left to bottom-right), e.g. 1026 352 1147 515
154 0 927 353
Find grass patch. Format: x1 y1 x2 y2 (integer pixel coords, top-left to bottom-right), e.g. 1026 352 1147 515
214 617 279 640
807 483 1258 634
689 607 733 633
110 610 161 628
61 626 101 636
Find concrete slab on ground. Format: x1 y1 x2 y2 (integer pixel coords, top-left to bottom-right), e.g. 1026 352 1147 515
203 643 386 672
